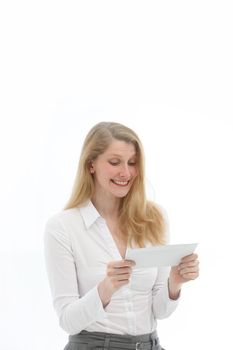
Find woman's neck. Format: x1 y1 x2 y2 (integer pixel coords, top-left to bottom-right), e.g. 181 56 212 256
91 193 120 220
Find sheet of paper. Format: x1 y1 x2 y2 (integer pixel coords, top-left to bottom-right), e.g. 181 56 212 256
125 243 198 268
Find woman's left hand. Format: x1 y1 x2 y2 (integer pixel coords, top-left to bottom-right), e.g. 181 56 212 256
168 253 199 299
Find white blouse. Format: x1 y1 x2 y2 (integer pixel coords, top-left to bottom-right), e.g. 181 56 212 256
44 200 179 336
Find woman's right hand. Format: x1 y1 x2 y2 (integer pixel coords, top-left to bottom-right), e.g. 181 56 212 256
97 259 135 307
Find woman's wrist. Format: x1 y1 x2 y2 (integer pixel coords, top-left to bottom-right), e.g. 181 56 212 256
97 279 114 307
168 278 182 300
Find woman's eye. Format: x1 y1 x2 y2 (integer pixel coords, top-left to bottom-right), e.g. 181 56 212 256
109 161 136 166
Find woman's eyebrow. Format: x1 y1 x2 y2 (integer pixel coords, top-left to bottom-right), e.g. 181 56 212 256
108 153 137 158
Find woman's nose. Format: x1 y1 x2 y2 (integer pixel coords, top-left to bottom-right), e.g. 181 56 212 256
119 164 130 177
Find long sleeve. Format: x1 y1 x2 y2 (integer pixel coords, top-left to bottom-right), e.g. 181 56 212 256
151 205 180 319
152 266 179 319
43 216 106 335
44 201 180 335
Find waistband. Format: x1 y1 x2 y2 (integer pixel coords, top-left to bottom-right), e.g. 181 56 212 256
69 330 161 349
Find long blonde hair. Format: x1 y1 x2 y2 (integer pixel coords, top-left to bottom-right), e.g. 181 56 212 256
64 122 166 247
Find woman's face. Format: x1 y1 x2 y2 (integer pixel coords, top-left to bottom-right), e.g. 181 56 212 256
91 139 138 199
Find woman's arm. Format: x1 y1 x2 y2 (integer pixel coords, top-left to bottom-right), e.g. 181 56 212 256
168 253 199 299
152 266 180 319
44 216 106 335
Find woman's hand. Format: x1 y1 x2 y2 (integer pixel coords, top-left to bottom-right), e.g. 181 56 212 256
168 253 199 299
98 259 135 307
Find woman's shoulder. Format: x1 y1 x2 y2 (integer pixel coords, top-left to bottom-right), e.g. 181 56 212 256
46 207 80 224
44 206 84 238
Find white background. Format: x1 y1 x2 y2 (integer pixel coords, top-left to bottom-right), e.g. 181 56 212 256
0 1 233 349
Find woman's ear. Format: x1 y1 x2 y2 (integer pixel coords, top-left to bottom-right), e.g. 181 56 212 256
89 161 95 174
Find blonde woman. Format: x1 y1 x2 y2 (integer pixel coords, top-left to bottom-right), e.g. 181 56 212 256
44 122 199 350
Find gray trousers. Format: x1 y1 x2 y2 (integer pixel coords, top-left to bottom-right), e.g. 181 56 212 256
63 330 165 350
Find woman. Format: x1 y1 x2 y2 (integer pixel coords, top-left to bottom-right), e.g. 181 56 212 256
44 121 199 350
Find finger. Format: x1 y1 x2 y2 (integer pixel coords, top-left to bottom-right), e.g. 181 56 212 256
116 273 131 280
115 278 131 285
108 260 135 268
117 259 135 267
179 266 199 275
123 259 136 266
181 253 198 263
114 267 132 275
181 271 199 280
107 265 133 276
111 273 131 281
179 260 199 270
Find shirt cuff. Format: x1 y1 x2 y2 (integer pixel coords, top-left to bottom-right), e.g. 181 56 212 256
59 286 107 335
81 285 107 321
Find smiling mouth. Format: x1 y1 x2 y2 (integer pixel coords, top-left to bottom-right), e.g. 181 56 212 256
111 179 130 186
